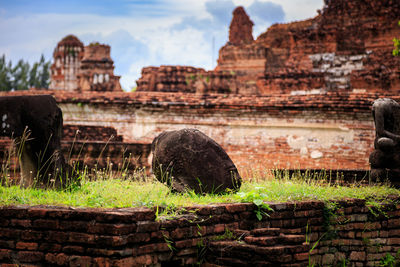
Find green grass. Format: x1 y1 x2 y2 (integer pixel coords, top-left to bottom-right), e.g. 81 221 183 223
3 130 398 213
1 172 399 212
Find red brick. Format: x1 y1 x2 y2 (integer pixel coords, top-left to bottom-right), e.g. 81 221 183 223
68 232 95 244
113 257 135 267
136 221 160 233
21 230 42 241
214 224 225 234
388 219 400 229
224 203 247 213
16 242 38 251
88 223 136 235
0 228 21 239
294 252 309 261
127 233 150 243
387 238 400 245
349 251 366 261
38 243 62 252
171 227 192 239
17 251 44 263
86 248 132 257
93 257 112 267
137 244 155 255
95 235 127 246
27 208 48 218
10 219 31 228
58 220 88 231
62 245 85 254
0 249 12 261
32 219 59 229
389 229 400 237
0 218 9 227
45 253 68 265
69 255 92 267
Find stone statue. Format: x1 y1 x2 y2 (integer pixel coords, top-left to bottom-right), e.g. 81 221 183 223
369 98 400 187
151 128 242 194
0 95 76 188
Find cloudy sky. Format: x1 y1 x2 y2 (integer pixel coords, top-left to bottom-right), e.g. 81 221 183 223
0 0 324 90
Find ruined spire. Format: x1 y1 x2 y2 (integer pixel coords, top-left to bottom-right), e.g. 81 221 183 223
228 6 254 46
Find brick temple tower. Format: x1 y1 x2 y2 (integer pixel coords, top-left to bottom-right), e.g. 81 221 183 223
49 36 122 91
228 6 254 45
49 35 84 91
78 43 122 92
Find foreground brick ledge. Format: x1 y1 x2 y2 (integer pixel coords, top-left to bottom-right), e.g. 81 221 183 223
1 196 400 266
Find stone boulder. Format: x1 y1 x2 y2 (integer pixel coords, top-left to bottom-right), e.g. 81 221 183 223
0 95 76 188
151 128 242 194
369 98 400 187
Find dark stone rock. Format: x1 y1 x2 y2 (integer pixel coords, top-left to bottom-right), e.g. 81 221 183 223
369 98 400 187
0 95 76 188
151 128 242 194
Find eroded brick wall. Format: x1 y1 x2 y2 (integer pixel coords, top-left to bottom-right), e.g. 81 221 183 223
54 91 379 174
0 90 384 176
216 0 400 95
0 197 399 266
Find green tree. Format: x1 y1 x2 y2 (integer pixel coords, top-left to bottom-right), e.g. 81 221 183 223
0 54 51 91
11 59 30 91
0 55 12 91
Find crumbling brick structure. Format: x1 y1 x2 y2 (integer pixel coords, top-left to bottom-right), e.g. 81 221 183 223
1 198 400 266
50 37 122 92
49 35 84 91
218 0 400 95
138 0 400 95
228 6 254 46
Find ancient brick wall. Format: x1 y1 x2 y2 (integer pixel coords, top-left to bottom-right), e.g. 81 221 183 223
0 197 399 266
136 66 235 94
49 90 380 174
0 125 151 183
0 90 384 176
216 0 400 95
63 141 151 174
63 125 123 142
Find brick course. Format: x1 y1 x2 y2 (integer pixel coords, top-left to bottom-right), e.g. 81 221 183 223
0 198 400 266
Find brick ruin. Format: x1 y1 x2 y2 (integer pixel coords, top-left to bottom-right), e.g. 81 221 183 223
2 0 400 177
0 89 387 179
49 35 84 91
1 1 400 265
1 198 400 266
50 35 122 92
137 0 400 95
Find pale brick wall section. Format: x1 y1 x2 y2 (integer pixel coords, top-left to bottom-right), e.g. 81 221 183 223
60 102 374 173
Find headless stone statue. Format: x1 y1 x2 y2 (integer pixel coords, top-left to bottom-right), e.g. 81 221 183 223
369 98 400 187
0 95 75 188
151 128 242 194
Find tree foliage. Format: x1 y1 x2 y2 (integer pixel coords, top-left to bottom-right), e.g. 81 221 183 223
0 54 51 91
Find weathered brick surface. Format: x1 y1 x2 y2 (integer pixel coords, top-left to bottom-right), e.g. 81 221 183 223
0 197 399 266
0 89 383 177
